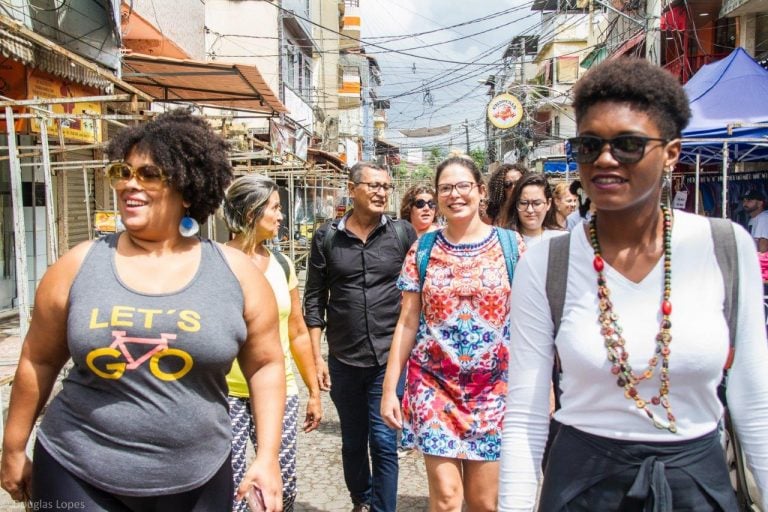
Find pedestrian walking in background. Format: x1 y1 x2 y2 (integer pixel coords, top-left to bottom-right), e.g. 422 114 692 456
565 179 593 231
0 110 286 511
223 175 322 512
381 155 524 511
552 182 578 229
742 189 768 253
499 58 768 511
498 173 566 248
303 162 417 512
400 185 439 237
483 163 528 226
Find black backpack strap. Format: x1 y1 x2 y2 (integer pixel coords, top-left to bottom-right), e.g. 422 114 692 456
392 219 411 256
546 233 571 411
709 218 739 405
270 248 291 282
322 223 337 261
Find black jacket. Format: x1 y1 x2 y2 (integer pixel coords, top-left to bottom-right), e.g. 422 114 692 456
303 214 417 367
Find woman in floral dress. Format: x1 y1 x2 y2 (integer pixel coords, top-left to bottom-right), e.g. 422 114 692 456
381 155 524 511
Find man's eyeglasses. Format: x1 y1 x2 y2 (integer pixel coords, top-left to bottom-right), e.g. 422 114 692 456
567 135 669 164
437 181 476 197
503 180 518 190
355 181 394 193
517 200 548 212
413 199 436 209
105 162 168 190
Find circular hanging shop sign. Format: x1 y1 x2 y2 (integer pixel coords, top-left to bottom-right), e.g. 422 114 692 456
487 93 524 129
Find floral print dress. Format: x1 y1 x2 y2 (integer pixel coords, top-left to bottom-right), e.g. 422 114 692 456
397 228 518 461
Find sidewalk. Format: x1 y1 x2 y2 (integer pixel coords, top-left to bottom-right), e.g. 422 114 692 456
0 314 429 511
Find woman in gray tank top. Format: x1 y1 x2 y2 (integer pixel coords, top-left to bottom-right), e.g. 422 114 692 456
0 110 286 512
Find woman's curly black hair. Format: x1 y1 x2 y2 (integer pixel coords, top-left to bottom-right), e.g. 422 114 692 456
485 163 528 224
106 109 233 223
572 57 691 139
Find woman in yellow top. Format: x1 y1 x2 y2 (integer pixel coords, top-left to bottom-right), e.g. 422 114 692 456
223 175 322 512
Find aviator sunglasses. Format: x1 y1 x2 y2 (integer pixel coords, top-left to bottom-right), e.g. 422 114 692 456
567 135 669 164
105 162 168 190
413 199 436 209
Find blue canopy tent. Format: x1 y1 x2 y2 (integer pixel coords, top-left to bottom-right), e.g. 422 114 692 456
680 48 768 216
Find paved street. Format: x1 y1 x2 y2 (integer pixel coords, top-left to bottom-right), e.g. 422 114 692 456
0 316 429 511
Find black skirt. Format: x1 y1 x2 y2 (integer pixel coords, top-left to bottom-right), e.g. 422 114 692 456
538 425 739 512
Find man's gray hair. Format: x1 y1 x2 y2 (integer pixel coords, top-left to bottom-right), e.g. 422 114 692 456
348 161 386 184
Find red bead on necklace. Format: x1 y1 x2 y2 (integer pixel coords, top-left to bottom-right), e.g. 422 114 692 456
588 206 677 433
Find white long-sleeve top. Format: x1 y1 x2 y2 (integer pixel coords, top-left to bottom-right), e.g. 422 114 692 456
499 210 768 511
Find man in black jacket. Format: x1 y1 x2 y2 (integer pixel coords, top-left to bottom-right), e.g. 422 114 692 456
304 162 416 512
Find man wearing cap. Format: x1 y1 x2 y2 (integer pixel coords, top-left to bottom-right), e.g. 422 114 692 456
743 190 768 252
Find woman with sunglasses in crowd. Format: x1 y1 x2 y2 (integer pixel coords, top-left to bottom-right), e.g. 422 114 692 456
499 58 768 511
382 155 524 511
552 182 578 230
483 163 528 226
0 110 286 511
498 173 566 248
400 185 439 237
222 175 322 512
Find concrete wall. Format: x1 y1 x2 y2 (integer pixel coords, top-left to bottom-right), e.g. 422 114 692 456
205 0 280 94
131 0 206 59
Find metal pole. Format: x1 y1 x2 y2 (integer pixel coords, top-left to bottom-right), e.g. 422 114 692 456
5 107 31 339
465 119 470 154
39 112 59 261
694 152 701 215
288 172 295 263
721 142 728 219
646 0 662 66
83 166 93 240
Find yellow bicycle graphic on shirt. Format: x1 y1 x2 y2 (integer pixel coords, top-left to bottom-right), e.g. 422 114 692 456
86 331 193 381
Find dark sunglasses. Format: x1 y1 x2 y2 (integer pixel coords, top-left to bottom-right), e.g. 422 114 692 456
503 180 517 189
105 162 168 190
413 199 436 209
567 135 669 164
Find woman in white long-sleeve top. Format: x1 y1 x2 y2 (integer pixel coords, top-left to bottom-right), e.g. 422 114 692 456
499 57 768 511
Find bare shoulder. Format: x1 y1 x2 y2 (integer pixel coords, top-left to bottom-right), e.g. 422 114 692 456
216 242 256 277
36 239 96 310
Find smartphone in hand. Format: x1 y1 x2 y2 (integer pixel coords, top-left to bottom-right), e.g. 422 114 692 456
246 485 266 512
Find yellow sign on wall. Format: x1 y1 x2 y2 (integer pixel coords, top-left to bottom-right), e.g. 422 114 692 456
28 70 102 143
487 93 524 130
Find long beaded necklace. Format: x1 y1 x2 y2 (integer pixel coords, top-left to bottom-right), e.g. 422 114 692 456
588 205 677 433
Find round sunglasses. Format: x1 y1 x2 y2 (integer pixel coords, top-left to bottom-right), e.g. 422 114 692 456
413 199 436 209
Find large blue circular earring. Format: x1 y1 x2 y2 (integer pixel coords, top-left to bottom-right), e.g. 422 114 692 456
179 210 199 237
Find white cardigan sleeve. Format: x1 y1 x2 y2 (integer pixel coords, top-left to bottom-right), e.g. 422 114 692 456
723 223 768 510
499 243 556 511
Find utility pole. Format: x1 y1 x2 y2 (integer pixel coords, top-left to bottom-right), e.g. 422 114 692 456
464 118 470 155
645 0 661 65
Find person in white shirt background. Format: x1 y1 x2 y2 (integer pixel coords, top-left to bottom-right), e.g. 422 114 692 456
743 189 768 253
499 57 768 511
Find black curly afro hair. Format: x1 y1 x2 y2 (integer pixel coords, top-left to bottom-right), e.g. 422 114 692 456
572 57 691 139
106 109 233 223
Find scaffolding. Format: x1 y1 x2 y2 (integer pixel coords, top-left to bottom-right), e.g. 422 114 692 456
1 97 348 344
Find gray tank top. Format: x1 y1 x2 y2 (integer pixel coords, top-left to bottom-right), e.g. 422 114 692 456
38 234 246 496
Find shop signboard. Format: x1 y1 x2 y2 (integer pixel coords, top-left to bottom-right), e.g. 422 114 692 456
27 69 103 144
487 93 524 130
